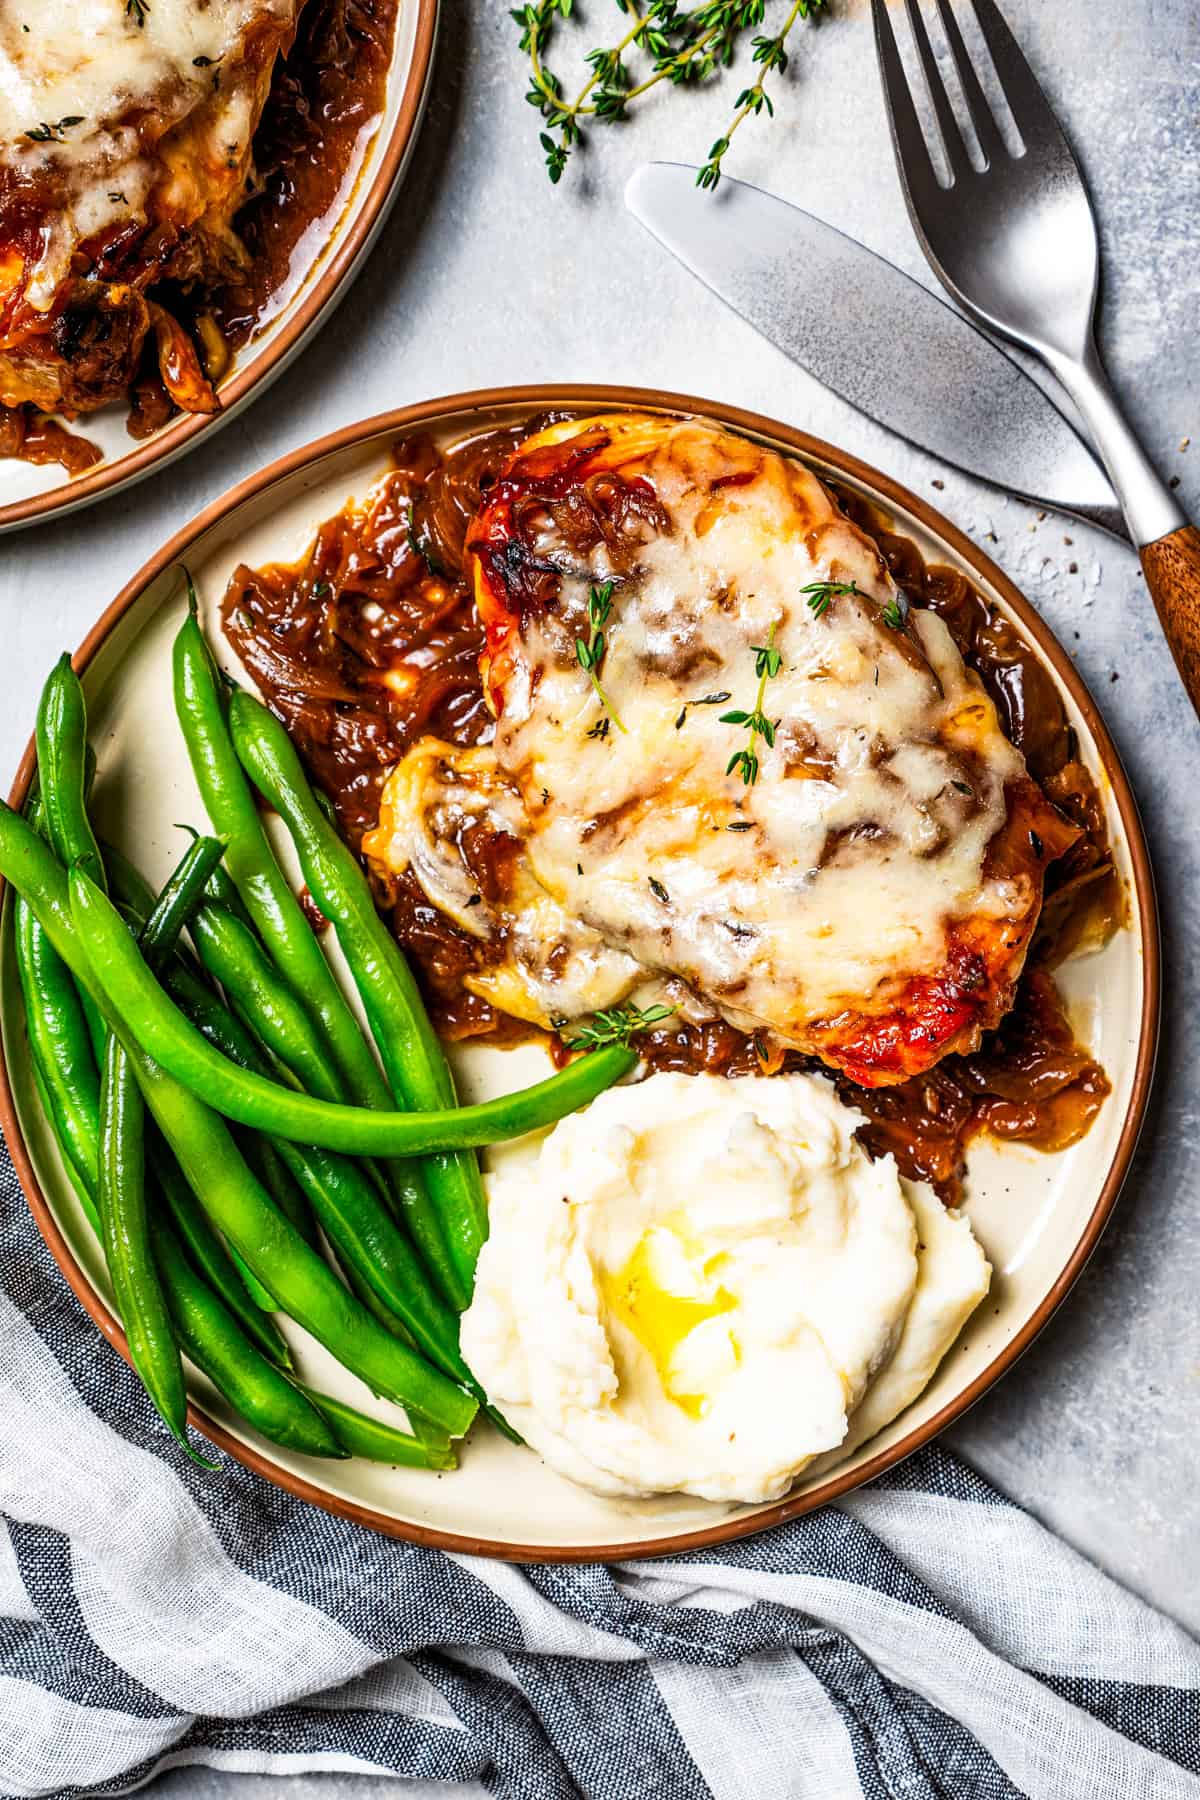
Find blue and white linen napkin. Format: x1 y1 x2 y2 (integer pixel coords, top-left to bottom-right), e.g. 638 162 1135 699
2 1142 1197 1800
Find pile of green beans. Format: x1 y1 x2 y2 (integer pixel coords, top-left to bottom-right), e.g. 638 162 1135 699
3 617 635 1482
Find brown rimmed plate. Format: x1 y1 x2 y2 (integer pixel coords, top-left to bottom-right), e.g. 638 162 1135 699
0 386 1159 1560
0 0 438 536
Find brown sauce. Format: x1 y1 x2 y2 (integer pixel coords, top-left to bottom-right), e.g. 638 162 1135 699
1 0 399 475
0 403 102 475
222 420 1118 1205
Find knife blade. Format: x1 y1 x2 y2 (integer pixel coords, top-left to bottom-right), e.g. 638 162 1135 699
625 162 1126 541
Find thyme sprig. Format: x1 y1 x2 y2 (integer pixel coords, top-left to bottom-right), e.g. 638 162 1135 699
564 1001 676 1050
721 622 781 786
697 0 816 188
515 0 825 189
576 581 627 734
801 576 911 631
800 578 860 619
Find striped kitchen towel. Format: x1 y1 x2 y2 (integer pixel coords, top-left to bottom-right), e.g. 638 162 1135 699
1 1144 1197 1800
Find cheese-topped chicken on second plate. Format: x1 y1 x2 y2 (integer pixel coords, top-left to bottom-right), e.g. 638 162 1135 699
364 413 1077 1086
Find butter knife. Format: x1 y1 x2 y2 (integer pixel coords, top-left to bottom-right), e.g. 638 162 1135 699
625 162 1126 542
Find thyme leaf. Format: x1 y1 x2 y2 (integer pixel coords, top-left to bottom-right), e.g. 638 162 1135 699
25 116 84 142
564 1001 676 1051
674 689 731 729
516 0 825 189
576 581 627 733
722 620 780 786
800 578 860 618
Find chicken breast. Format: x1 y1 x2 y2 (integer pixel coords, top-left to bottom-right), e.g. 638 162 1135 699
367 413 1076 1086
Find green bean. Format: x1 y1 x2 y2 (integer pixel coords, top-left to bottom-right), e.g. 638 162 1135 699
314 1249 457 1455
16 921 300 1450
14 894 101 1220
322 1245 444 1440
35 655 104 890
203 856 257 932
133 1061 477 1433
230 693 488 1292
295 1383 455 1469
32 1059 101 1235
0 808 476 1435
68 863 634 1152
103 839 160 917
191 904 344 1104
160 958 322 1255
223 1237 282 1312
98 1033 201 1460
35 660 201 1458
137 841 265 1297
277 1137 472 1386
174 613 438 1276
29 1035 330 1461
173 593 393 1109
139 835 227 968
242 1134 320 1249
17 809 415 1455
27 749 106 1065
149 1140 291 1368
166 904 338 1258
114 900 311 1308
166 937 470 1387
18 893 291 1384
20 830 235 1391
234 1131 318 1312
105 834 232 1455
152 1223 346 1461
158 960 323 1296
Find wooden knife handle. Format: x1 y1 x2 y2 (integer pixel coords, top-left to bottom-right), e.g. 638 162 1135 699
1140 524 1200 716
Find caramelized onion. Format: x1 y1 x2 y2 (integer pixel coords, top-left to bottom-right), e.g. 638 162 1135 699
148 303 218 415
0 403 102 474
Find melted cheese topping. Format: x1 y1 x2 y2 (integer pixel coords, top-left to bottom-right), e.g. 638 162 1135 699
364 736 646 1026
0 0 299 310
369 415 1050 1078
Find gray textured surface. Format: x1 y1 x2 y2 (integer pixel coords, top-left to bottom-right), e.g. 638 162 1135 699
3 0 1198 1790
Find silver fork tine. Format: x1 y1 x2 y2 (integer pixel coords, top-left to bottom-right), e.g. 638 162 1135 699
968 0 1070 149
870 0 944 205
902 0 969 179
933 0 1005 164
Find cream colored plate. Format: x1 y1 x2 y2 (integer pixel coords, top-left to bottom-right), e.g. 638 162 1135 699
0 390 1157 1559
0 0 437 535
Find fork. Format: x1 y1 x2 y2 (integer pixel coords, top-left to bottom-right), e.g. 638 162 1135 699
871 0 1200 715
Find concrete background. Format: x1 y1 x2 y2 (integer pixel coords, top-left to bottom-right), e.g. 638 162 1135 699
3 0 1197 1791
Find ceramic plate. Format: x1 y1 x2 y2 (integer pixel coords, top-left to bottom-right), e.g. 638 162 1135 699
0 386 1159 1560
0 0 438 536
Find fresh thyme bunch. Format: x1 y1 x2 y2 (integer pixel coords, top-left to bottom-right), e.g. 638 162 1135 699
512 0 826 189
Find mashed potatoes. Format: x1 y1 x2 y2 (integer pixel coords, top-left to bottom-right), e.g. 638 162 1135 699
463 1071 990 1504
